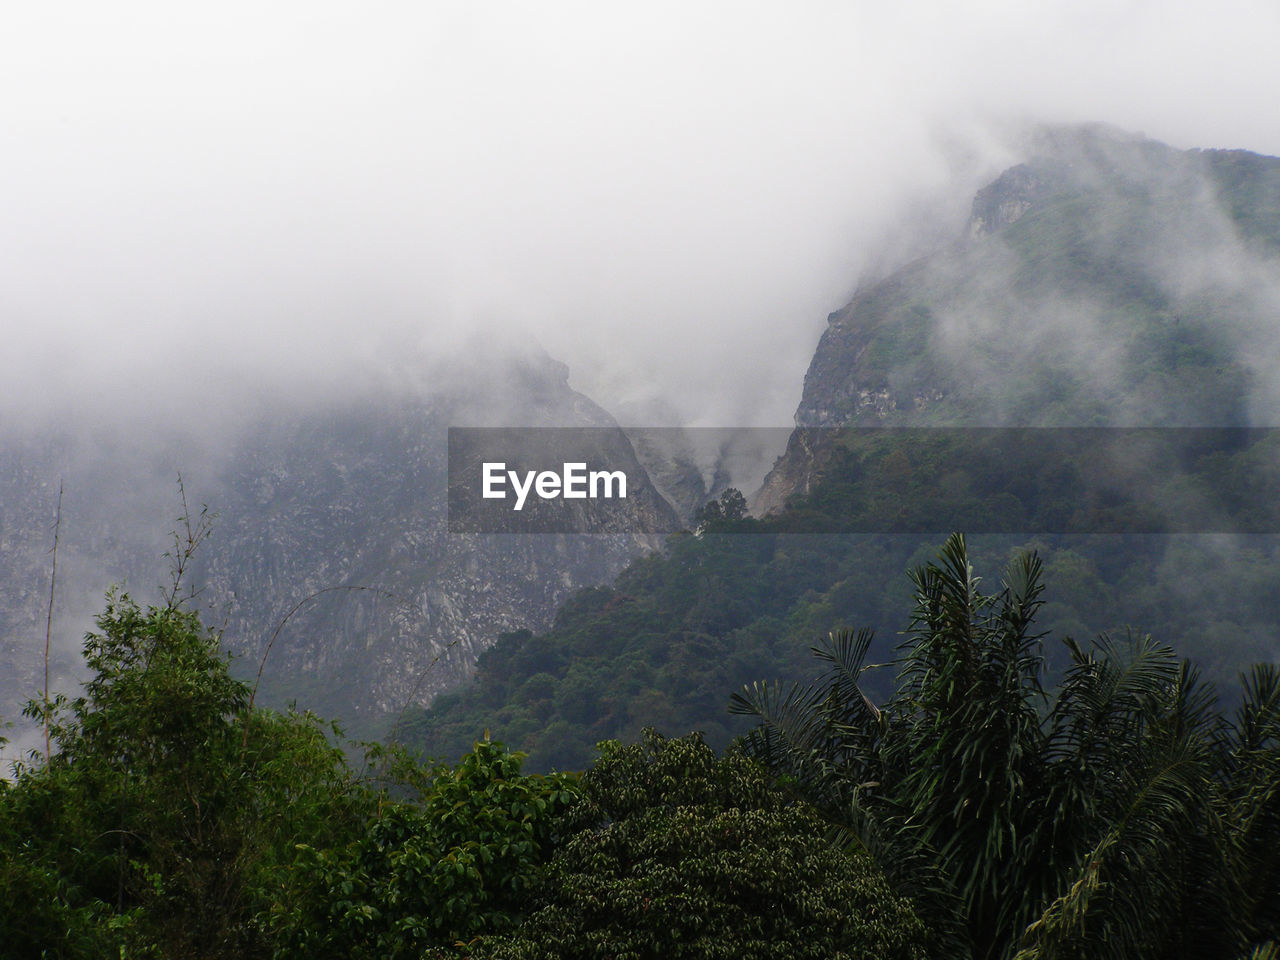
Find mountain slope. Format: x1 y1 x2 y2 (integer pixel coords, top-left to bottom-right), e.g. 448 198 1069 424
797 128 1277 425
0 349 681 742
413 127 1280 770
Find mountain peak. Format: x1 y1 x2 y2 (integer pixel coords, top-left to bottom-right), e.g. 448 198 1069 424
967 162 1061 237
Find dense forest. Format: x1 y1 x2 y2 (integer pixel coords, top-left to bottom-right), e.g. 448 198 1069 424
7 130 1280 959
412 466 1280 771
3 534 1277 958
411 134 1280 773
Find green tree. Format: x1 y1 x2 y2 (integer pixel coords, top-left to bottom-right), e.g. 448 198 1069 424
0 590 369 959
474 730 928 960
732 533 1280 960
270 737 578 960
0 588 580 960
694 487 749 527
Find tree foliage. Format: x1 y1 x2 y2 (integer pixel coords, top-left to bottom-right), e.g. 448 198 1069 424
270 737 577 959
472 730 928 960
0 590 574 959
732 533 1280 960
4 532 1276 960
1 590 365 958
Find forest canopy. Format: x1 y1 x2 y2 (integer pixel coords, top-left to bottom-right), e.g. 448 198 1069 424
2 535 1277 959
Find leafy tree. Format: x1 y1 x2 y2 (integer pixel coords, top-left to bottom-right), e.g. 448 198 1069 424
269 737 578 960
473 730 928 960
1 587 583 960
694 487 749 526
732 533 1280 960
0 590 372 959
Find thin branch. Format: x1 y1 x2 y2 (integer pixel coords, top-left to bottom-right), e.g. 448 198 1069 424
241 585 415 752
43 480 63 762
163 474 215 609
389 636 462 747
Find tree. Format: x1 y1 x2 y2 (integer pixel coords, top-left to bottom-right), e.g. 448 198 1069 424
1 590 368 959
270 738 578 960
732 533 1280 960
472 730 928 960
1 581 579 960
694 487 749 527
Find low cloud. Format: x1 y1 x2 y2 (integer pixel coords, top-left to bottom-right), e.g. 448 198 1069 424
2 1 1279 438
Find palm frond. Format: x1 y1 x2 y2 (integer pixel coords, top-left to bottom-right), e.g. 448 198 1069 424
1016 745 1220 960
729 678 829 760
811 627 884 728
729 679 852 805
1220 662 1280 946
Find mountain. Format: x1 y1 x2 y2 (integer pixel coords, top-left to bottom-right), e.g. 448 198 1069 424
412 126 1280 770
758 125 1280 512
0 348 684 745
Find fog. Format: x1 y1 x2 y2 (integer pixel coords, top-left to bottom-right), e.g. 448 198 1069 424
4 1 1279 437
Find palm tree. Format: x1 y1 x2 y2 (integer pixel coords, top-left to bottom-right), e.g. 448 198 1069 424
732 533 1280 960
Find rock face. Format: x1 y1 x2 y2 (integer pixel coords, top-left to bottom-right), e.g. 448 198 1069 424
755 126 1280 513
0 349 681 736
968 163 1061 237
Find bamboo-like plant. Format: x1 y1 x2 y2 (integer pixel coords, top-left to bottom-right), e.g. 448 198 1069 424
732 533 1280 960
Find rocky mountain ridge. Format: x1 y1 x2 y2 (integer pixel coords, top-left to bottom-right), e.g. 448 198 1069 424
755 126 1280 514
0 349 686 741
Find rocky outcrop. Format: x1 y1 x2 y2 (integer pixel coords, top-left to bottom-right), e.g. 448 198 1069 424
968 163 1059 237
755 126 1280 514
0 349 679 734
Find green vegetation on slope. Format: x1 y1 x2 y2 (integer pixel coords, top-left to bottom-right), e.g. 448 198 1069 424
409 479 1280 771
3 538 1276 959
734 533 1280 960
0 583 924 959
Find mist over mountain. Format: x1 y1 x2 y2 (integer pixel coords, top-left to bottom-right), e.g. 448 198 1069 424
0 346 692 756
6 3 1280 448
416 127 1280 770
7 118 1280 772
5 2 1280 769
757 126 1280 511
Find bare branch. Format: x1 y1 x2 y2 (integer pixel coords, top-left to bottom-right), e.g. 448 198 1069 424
390 636 462 747
240 585 418 752
43 480 63 762
163 474 215 609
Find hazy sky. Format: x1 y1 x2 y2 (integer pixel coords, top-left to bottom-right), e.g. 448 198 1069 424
4 1 1280 433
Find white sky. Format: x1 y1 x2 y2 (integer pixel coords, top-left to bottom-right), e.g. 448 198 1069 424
3 1 1280 432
